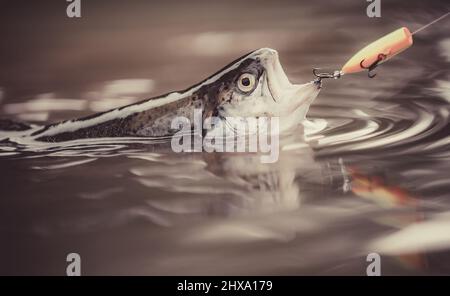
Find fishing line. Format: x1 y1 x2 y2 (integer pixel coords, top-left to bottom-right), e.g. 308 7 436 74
412 11 449 35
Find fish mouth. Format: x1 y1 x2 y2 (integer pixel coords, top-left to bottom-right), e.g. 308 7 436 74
254 48 321 112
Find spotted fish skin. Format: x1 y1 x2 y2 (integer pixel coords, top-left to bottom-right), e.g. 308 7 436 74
34 95 201 142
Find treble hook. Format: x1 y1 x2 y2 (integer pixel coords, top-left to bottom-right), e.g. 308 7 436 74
312 68 342 82
359 53 387 78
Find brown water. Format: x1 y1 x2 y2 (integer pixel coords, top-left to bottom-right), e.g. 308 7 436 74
0 0 450 275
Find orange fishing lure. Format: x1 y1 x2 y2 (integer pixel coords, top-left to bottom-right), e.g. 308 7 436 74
313 12 448 80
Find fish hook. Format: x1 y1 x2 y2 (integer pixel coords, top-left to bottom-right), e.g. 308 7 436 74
359 53 387 78
312 68 342 82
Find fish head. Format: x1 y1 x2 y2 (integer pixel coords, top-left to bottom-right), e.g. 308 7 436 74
197 48 321 132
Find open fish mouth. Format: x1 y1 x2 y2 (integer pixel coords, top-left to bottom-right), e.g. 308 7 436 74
253 48 321 117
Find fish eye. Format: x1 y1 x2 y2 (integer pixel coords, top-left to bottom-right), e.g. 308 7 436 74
237 73 257 93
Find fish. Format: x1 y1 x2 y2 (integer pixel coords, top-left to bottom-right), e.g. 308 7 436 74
1 48 321 142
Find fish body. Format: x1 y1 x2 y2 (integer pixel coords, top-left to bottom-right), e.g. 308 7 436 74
2 48 321 142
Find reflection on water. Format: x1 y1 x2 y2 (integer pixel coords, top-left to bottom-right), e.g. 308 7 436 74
0 0 449 275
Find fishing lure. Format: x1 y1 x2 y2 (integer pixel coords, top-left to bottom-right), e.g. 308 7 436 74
314 12 449 80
